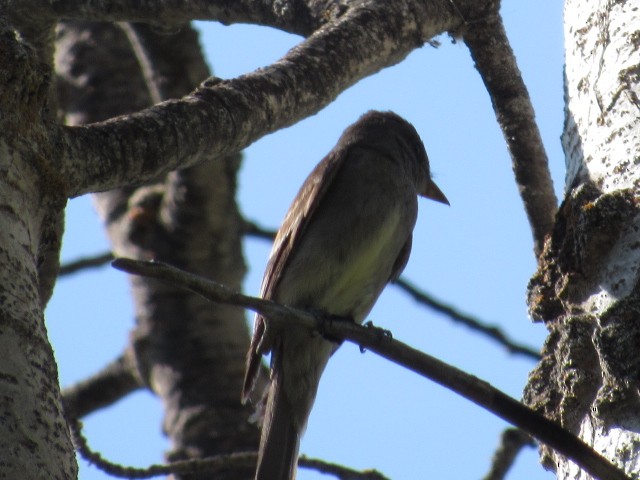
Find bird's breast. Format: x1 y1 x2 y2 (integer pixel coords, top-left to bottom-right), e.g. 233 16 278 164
276 205 407 321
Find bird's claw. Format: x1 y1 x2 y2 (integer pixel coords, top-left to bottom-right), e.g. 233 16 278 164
360 321 392 353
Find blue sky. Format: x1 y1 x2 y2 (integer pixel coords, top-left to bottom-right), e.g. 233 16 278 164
48 3 563 479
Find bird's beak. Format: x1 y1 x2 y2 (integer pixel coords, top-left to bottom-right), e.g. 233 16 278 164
420 179 449 205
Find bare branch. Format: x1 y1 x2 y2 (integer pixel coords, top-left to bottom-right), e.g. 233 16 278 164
116 23 164 104
57 219 275 279
68 414 389 479
112 257 632 480
57 217 275 278
68 413 255 478
299 456 390 480
58 252 114 277
242 219 277 241
482 428 535 480
56 241 540 363
240 219 541 359
394 277 540 360
55 247 539 360
462 8 558 257
62 353 143 418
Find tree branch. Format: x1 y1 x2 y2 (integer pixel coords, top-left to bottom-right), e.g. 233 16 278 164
462 7 558 257
56 217 276 278
394 277 540 360
299 456 390 480
68 414 389 479
242 219 278 241
237 220 542 360
41 0 320 35
112 258 631 480
62 353 143 418
58 252 114 276
68 413 255 478
481 428 535 480
57 0 459 197
56 244 541 361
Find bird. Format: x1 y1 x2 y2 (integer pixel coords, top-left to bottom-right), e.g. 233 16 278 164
242 110 448 480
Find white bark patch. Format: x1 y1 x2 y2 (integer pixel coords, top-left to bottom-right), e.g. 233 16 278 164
583 214 640 313
551 1 640 478
563 0 640 192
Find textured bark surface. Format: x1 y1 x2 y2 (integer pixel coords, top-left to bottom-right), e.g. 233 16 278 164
464 7 557 255
54 0 457 198
525 0 640 478
0 20 77 480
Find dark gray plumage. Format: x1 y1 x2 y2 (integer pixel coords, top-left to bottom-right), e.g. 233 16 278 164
242 111 448 480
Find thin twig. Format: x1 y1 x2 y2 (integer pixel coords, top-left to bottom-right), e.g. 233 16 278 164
58 252 114 276
56 217 275 277
299 456 390 480
243 220 541 360
55 224 540 362
112 258 631 480
117 22 163 104
242 219 277 240
68 412 389 479
394 277 540 360
68 413 255 478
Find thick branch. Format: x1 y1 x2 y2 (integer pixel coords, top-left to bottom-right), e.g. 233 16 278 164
57 0 458 197
113 258 631 480
463 10 558 257
40 0 319 35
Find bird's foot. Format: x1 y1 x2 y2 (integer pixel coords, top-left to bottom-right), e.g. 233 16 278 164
359 321 392 353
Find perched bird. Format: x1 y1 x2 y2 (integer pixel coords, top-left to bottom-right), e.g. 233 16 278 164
242 110 448 480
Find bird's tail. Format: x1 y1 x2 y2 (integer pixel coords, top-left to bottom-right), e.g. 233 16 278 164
255 365 300 480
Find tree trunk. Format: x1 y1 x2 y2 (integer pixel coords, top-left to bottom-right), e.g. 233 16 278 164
525 0 640 478
0 20 77 479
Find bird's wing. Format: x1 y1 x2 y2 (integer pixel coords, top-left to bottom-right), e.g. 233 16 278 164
242 147 349 401
389 234 413 283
